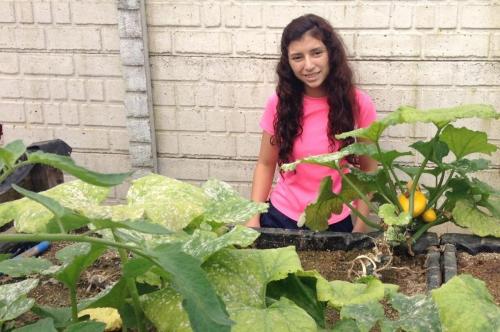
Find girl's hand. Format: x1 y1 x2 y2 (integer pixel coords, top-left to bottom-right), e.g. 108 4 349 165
246 215 261 228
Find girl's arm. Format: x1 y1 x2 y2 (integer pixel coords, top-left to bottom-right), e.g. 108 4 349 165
351 139 378 233
246 132 279 227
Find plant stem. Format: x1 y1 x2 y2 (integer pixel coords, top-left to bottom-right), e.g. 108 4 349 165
344 201 383 230
0 160 31 184
70 287 78 322
375 142 403 210
428 170 455 210
337 167 378 213
410 217 447 243
112 231 146 332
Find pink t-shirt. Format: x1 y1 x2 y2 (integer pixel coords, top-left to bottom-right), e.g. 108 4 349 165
260 89 377 224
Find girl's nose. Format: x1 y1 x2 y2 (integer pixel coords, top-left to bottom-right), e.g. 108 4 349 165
304 56 314 71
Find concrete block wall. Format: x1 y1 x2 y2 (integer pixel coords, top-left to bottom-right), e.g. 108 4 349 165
0 0 131 199
148 0 500 204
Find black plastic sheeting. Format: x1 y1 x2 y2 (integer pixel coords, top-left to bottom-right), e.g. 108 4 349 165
425 247 442 290
441 244 457 283
0 139 72 196
254 228 439 255
440 233 500 255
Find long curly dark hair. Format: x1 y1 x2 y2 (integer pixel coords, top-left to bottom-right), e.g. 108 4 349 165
273 14 357 166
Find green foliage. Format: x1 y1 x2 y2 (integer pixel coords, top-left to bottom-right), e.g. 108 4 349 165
0 257 53 277
0 279 38 324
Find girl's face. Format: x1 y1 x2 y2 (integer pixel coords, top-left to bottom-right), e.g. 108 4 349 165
287 33 330 97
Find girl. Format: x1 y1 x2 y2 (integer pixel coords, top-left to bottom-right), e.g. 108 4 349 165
246 14 377 232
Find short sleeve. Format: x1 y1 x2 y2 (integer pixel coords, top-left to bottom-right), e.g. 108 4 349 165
355 89 377 129
259 93 279 135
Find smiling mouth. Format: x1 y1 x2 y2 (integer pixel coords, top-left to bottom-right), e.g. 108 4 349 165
304 72 319 80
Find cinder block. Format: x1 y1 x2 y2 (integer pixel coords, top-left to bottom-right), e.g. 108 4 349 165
391 5 412 29
453 62 500 85
176 109 205 131
60 103 79 125
49 79 67 101
178 133 236 156
175 84 195 106
147 3 200 26
206 110 226 132
236 134 260 157
223 4 241 27
148 30 172 53
22 79 50 99
0 79 21 98
264 5 301 28
0 53 18 74
72 2 118 24
54 127 109 150
3 125 54 145
156 132 179 154
493 33 500 57
25 102 44 123
20 54 74 75
216 84 234 107
462 5 500 29
67 79 86 101
435 5 457 28
332 4 391 28
424 34 489 57
105 79 125 102
386 61 455 86
128 143 153 166
208 159 255 182
226 110 246 133
0 2 15 23
109 130 131 152
53 1 70 23
118 9 142 38
47 27 101 50
234 84 273 108
123 66 147 92
202 3 220 27
174 31 232 54
86 80 104 101
154 107 176 131
127 118 152 143
75 55 122 77
157 157 209 180
15 28 45 49
1 102 25 122
245 111 263 133
43 103 61 124
33 1 51 23
243 4 262 28
125 92 149 117
204 58 263 82
152 82 175 106
120 38 145 65
71 152 131 173
415 5 434 29
118 0 140 10
150 56 202 81
194 84 215 106
235 31 266 55
101 26 120 51
15 1 33 23
80 104 127 127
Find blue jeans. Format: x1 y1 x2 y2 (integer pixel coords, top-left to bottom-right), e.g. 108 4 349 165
260 201 353 232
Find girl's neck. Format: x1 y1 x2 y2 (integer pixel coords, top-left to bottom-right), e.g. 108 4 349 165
304 86 327 98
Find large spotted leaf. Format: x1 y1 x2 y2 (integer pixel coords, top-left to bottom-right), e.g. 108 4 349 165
452 200 500 237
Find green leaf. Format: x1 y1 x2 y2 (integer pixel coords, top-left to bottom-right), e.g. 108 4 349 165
0 140 26 167
64 321 106 332
303 176 339 231
378 204 411 226
80 279 129 310
451 200 500 237
380 293 441 332
332 319 361 332
182 225 260 262
91 218 171 235
126 174 209 231
431 274 500 332
3 180 109 233
0 257 54 277
281 143 377 172
445 159 490 174
371 149 412 165
0 279 38 323
266 273 326 328
340 301 384 332
12 318 57 332
319 277 385 310
337 104 499 141
201 179 269 226
440 125 497 159
31 305 72 328
148 243 233 332
55 243 106 290
410 140 449 164
27 151 131 187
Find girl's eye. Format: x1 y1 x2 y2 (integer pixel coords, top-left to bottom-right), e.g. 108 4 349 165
290 56 303 61
313 50 324 56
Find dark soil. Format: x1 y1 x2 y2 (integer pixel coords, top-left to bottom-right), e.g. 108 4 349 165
298 249 427 295
457 252 500 305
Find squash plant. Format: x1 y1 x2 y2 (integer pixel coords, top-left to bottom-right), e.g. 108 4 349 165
0 140 499 331
282 104 500 246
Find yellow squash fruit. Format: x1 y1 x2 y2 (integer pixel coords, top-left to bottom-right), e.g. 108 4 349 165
422 208 437 223
398 191 427 217
78 307 122 331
